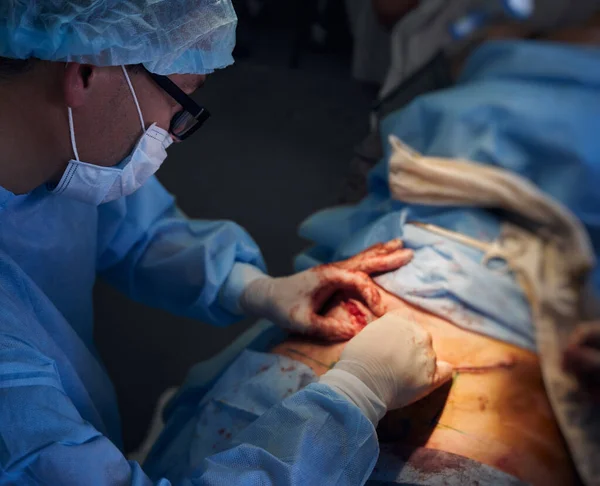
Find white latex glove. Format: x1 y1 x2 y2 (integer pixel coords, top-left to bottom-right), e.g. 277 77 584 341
319 310 453 424
240 240 413 341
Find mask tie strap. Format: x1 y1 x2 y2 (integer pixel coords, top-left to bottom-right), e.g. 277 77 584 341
64 62 82 163
68 107 81 162
121 65 145 131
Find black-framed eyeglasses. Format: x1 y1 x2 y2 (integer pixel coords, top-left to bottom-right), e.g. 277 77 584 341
145 68 211 141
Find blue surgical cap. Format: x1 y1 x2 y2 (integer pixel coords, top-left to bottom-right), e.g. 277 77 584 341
0 0 238 75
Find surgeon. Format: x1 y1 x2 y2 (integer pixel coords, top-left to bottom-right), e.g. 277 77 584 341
0 1 454 484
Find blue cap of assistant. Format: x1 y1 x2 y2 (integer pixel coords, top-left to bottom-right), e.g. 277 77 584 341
0 0 238 75
502 0 535 20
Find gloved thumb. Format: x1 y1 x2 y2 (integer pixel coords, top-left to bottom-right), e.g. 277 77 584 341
431 360 454 388
395 359 454 409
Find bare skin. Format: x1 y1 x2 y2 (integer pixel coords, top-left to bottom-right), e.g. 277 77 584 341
273 289 578 485
0 61 205 194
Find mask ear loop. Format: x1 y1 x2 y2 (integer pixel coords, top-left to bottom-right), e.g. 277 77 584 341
67 66 145 164
68 107 81 162
65 63 81 162
121 65 146 132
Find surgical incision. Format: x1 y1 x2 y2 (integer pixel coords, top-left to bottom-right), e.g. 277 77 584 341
273 286 577 486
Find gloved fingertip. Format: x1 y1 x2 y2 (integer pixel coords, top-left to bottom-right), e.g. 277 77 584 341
433 360 454 384
371 303 387 318
358 284 383 314
383 239 403 250
394 249 414 265
317 317 360 342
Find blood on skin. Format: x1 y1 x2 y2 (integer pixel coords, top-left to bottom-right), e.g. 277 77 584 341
311 271 382 312
343 301 368 327
478 396 489 412
311 284 334 310
454 357 517 374
280 365 296 372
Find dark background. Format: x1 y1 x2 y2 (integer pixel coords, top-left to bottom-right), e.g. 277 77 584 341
94 1 377 452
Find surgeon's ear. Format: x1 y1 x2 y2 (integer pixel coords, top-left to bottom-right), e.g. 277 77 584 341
63 63 97 108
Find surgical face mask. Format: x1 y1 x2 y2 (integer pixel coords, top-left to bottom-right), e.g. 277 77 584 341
50 66 173 205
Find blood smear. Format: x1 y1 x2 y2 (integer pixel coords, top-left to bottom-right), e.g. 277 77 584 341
344 301 367 327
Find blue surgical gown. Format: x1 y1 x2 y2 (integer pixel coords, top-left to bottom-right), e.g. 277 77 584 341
0 176 378 483
4 37 600 485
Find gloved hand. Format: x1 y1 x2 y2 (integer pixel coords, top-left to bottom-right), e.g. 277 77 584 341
563 321 600 404
240 240 413 340
320 310 453 424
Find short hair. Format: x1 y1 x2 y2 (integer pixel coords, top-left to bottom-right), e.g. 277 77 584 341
0 58 144 81
127 63 145 74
